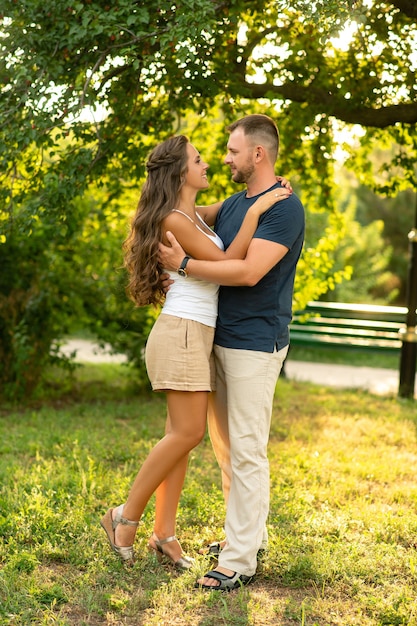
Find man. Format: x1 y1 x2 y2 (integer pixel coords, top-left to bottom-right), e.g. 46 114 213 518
159 114 305 590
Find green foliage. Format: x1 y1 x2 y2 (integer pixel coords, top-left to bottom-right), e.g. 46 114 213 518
355 186 416 305
346 126 417 195
0 178 155 399
294 209 354 309
314 184 397 304
1 0 416 397
0 182 88 398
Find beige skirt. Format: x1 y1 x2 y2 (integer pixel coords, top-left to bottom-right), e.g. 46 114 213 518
145 313 216 392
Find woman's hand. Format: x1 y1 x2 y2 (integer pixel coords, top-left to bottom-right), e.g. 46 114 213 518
249 187 291 218
277 175 293 192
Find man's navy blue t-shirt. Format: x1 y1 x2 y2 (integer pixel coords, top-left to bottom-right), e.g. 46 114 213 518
214 183 305 352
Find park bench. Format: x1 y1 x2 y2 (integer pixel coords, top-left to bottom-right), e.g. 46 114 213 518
290 301 408 353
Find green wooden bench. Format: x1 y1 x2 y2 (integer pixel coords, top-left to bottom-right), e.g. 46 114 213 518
290 301 408 353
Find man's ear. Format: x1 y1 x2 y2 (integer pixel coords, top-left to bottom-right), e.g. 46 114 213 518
255 145 265 161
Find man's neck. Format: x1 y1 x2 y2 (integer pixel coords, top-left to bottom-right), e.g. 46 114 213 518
245 173 278 198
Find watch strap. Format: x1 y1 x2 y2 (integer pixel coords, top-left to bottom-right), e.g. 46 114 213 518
177 255 191 277
179 256 190 271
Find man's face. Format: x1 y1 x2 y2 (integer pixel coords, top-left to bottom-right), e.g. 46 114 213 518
224 128 256 184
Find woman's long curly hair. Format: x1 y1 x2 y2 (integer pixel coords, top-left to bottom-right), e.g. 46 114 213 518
123 135 189 306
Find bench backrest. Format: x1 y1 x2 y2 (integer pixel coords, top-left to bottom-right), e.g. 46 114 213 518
290 302 409 352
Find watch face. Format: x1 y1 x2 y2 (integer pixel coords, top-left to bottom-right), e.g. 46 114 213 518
178 269 187 277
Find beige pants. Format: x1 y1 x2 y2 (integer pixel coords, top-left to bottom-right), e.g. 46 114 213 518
208 344 288 576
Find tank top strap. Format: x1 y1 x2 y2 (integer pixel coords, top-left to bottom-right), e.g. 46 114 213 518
170 209 223 248
171 209 194 223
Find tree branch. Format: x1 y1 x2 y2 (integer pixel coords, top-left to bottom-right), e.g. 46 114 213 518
387 0 417 20
247 81 417 127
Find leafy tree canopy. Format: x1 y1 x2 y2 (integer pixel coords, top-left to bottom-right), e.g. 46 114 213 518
1 0 416 214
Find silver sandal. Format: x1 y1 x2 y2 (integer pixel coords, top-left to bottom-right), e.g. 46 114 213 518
100 505 139 564
148 533 194 570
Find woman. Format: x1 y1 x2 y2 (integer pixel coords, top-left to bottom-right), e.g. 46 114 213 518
100 135 290 568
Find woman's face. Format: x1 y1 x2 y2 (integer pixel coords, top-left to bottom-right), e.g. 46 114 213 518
184 143 209 191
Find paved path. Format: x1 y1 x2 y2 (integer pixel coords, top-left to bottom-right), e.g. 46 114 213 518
283 360 408 397
61 339 416 398
60 339 128 363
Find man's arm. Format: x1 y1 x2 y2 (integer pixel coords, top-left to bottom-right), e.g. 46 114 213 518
159 231 288 287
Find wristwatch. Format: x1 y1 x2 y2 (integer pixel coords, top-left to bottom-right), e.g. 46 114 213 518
177 256 191 277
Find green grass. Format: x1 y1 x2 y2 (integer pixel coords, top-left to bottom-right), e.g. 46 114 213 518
287 345 400 369
1 363 417 625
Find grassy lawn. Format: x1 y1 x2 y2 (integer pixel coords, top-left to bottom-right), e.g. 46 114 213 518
1 363 417 625
287 345 401 370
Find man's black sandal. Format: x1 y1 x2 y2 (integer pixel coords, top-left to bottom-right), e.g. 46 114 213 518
199 541 266 561
195 570 253 592
199 541 223 558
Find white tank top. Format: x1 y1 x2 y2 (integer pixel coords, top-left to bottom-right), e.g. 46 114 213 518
162 211 224 327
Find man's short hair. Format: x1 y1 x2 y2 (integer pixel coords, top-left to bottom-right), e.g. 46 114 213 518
227 114 279 162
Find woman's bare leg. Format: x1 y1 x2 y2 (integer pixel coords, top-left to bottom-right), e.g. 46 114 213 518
113 390 208 548
152 411 190 562
151 456 189 561
154 410 189 533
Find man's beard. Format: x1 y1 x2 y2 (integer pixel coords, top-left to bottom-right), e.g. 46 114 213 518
232 160 255 184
